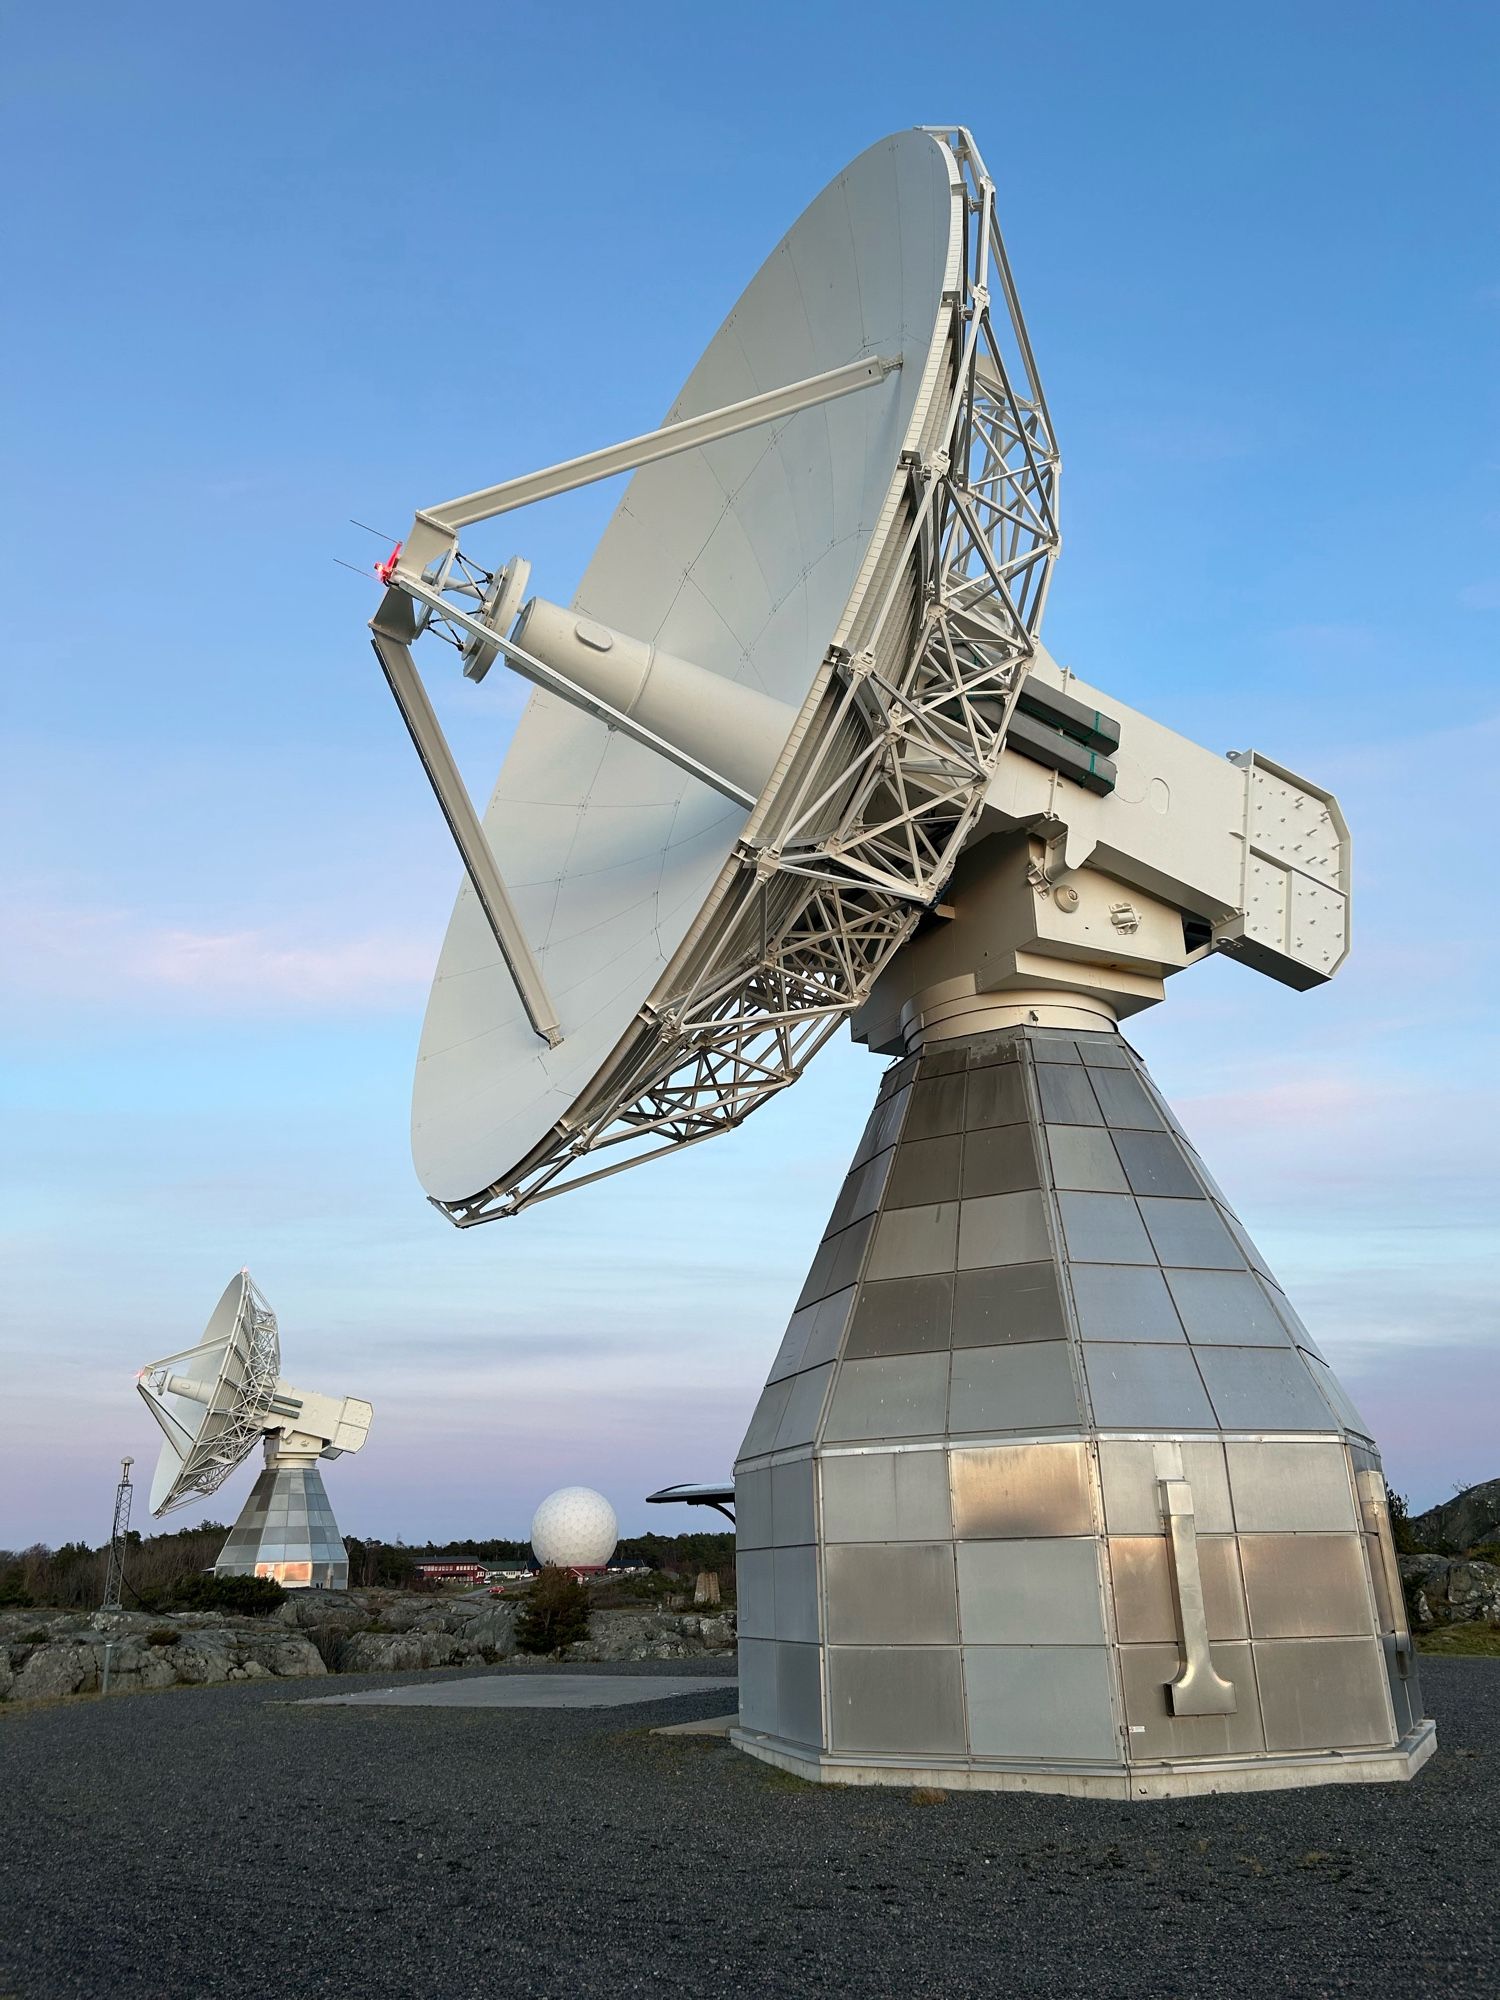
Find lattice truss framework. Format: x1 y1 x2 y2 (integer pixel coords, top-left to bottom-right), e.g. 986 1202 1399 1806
146 1287 282 1508
435 130 1061 1220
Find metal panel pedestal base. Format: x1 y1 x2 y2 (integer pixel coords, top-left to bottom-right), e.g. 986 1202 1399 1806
732 1025 1433 1796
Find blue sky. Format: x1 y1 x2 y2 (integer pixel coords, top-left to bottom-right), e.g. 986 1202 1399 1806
2 2 1496 1545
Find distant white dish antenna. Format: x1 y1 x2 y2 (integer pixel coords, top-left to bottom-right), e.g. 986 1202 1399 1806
136 1272 373 1588
530 1486 618 1570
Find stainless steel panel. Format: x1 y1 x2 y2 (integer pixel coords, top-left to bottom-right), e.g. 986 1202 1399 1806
825 1541 959 1645
1047 1126 1128 1193
866 1201 960 1280
852 1086 911 1169
827 1145 897 1232
1057 1192 1155 1265
1197 1346 1340 1433
796 1213 875 1307
827 1645 967 1755
1098 1439 1234 1535
1029 1031 1082 1063
1111 1129 1201 1198
1077 1035 1131 1070
1108 1534 1249 1643
846 1274 953 1358
737 1636 777 1733
962 1122 1042 1198
736 1548 774 1639
1253 1637 1393 1751
956 1537 1107 1645
1138 1197 1245 1270
965 1061 1027 1131
738 1375 792 1459
1260 1282 1327 1361
734 1466 774 1550
1069 1264 1185 1342
1083 1342 1216 1429
885 1133 963 1209
771 1457 816 1546
949 1340 1079 1432
776 1641 824 1748
952 1262 1067 1346
1088 1068 1165 1131
1036 1063 1104 1126
822 1352 951 1442
1118 1641 1264 1760
950 1441 1094 1538
962 1645 1119 1761
820 1448 952 1543
955 1189 1051 1269
768 1286 858 1382
1304 1354 1372 1437
803 1286 859 1370
1164 1269 1289 1346
774 1362 836 1450
766 1304 816 1384
1222 1207 1275 1281
904 1071 967 1140
772 1543 820 1643
1224 1440 1357 1532
1240 1533 1376 1639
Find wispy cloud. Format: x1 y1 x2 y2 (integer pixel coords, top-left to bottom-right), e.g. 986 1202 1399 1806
3 894 433 1016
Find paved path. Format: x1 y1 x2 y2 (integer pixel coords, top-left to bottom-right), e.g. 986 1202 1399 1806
3 1656 1495 1998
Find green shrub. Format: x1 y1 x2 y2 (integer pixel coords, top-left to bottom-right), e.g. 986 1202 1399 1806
20 1628 50 1645
144 1627 181 1647
515 1565 591 1656
168 1572 286 1616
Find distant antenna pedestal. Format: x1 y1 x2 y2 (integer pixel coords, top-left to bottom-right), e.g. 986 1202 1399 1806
215 1443 351 1592
730 1025 1433 1796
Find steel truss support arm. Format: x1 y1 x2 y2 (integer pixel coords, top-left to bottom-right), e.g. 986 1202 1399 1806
398 355 899 574
370 621 563 1050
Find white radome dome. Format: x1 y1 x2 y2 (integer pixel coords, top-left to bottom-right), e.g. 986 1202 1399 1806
530 1486 618 1568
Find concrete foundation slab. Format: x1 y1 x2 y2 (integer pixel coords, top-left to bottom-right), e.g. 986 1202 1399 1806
730 1717 1437 1798
303 1673 733 1709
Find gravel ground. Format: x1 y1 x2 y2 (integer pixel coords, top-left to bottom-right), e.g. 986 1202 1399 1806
2 1656 1494 1999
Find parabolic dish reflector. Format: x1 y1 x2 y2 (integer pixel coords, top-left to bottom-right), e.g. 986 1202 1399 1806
404 127 1059 1218
138 1273 281 1513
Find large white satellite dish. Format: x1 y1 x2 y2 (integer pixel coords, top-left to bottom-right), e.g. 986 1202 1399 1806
137 1272 373 1588
364 126 1431 1793
370 126 1058 1220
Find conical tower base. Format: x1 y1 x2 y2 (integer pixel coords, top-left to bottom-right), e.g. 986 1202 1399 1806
732 1024 1434 1796
216 1456 349 1590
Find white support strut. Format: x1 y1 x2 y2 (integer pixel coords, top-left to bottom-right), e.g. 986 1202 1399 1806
369 626 564 1049
417 355 899 533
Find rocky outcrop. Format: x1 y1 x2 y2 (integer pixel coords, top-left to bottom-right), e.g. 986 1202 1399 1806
1411 1478 1500 1555
0 1609 327 1700
0 1590 735 1701
1399 1553 1500 1630
566 1610 736 1663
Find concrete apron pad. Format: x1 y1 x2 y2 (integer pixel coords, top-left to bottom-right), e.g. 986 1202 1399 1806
301 1673 735 1709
